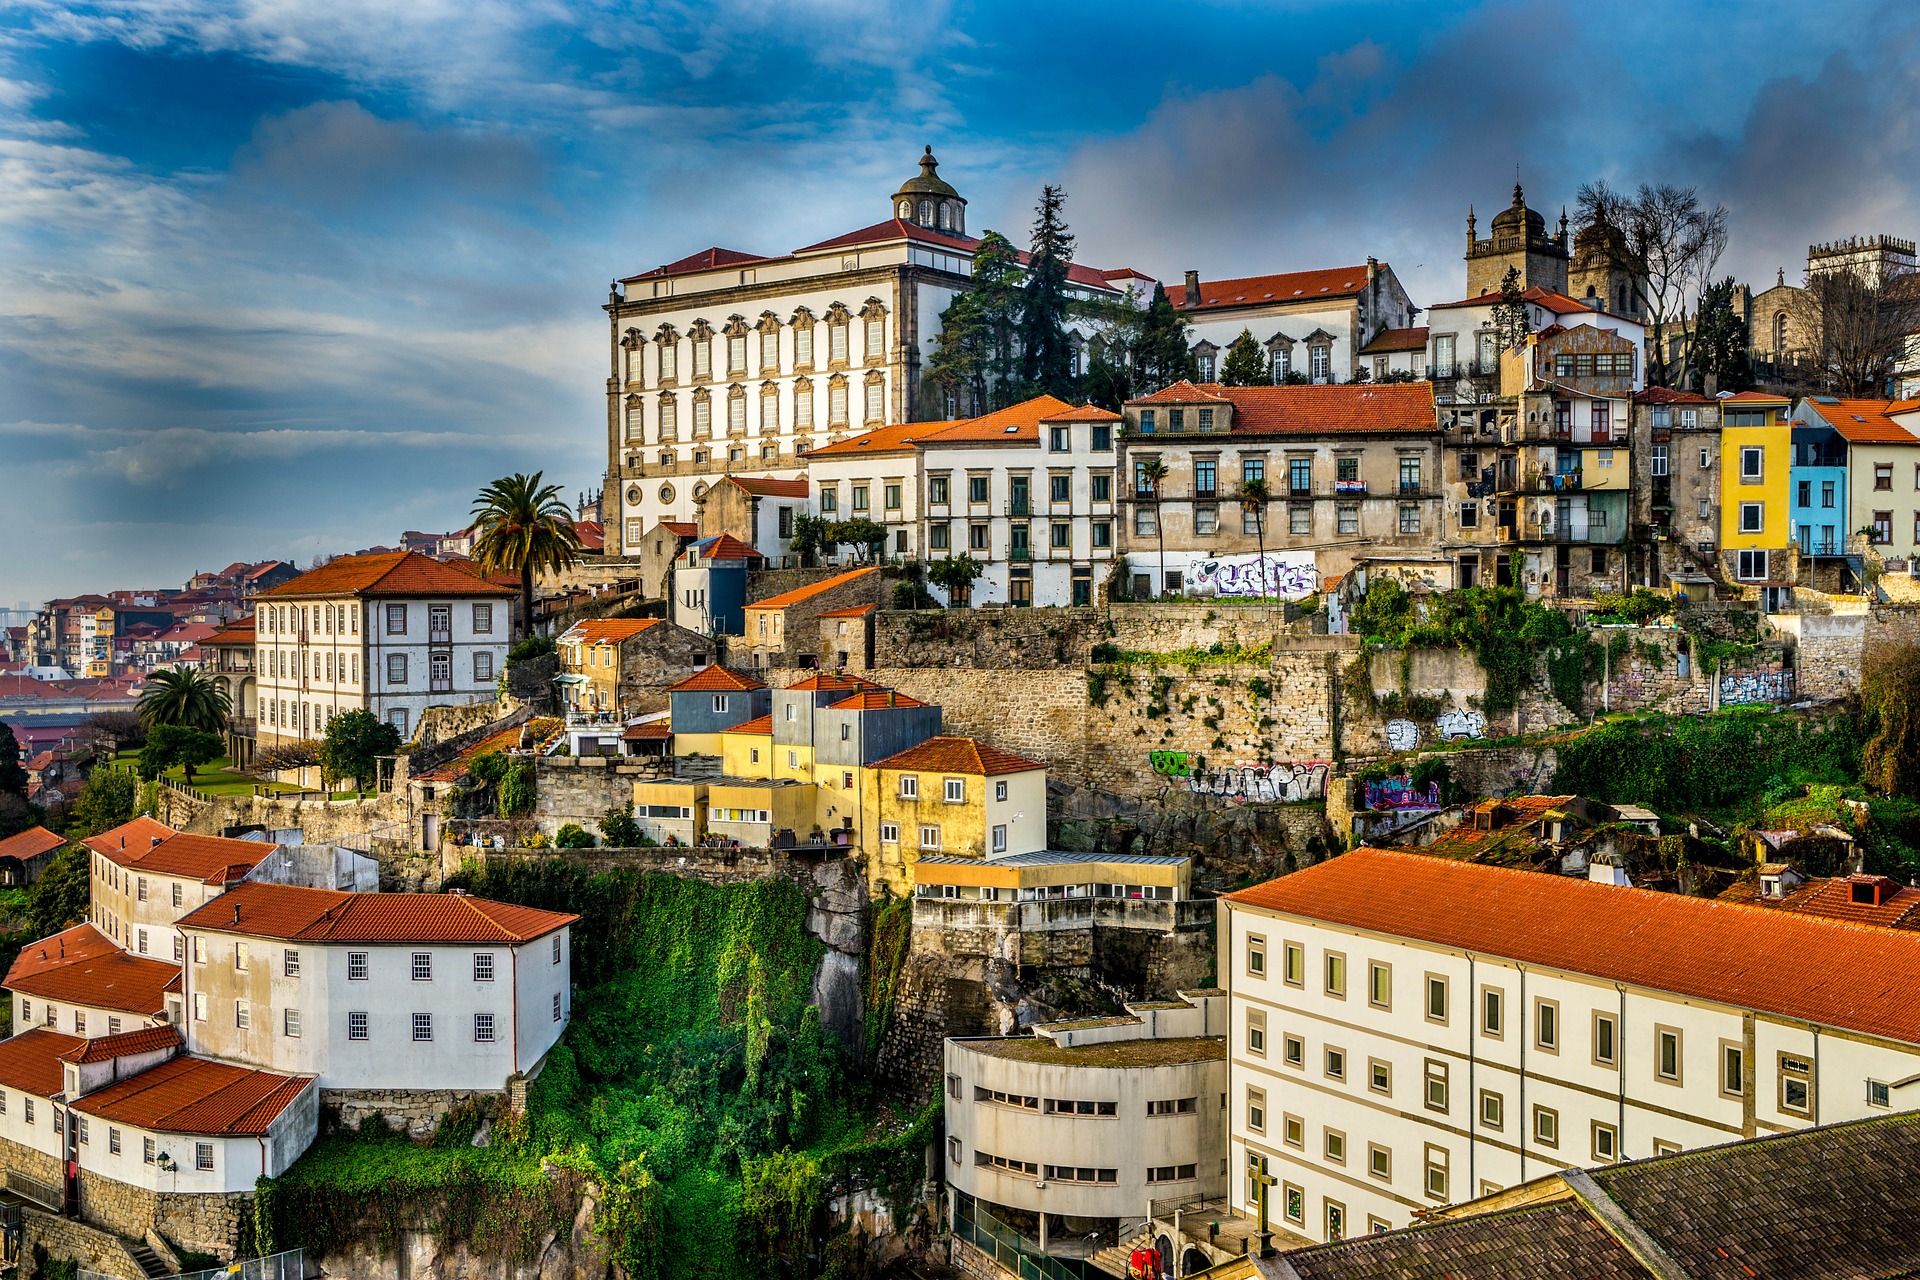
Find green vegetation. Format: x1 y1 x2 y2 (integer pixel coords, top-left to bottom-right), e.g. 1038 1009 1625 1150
137 666 232 734
260 866 932 1280
554 822 596 849
0 721 37 841
136 725 225 784
1554 709 1859 819
66 768 137 837
600 802 642 848
1859 644 1920 798
507 634 557 666
1090 640 1273 672
320 709 402 793
497 760 536 816
1588 588 1674 626
470 471 585 641
928 554 984 607
1351 580 1577 716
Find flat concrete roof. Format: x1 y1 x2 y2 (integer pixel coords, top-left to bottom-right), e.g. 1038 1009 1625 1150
954 1035 1226 1068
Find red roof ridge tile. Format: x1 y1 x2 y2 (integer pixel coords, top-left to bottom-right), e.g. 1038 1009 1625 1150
666 665 766 693
746 567 879 612
173 882 577 944
259 551 512 599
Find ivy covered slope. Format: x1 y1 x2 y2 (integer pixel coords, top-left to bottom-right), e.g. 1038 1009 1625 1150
257 864 932 1280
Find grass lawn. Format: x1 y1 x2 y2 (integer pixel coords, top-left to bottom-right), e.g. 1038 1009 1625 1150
108 752 306 797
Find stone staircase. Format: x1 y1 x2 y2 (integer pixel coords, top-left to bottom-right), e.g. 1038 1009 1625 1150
1087 1228 1156 1280
127 1242 172 1278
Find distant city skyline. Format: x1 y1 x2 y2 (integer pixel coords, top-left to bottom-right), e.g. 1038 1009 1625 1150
4 0 1918 603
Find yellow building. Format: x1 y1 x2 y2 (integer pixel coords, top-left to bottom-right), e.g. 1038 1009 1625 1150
862 736 1048 896
1718 390 1794 591
913 850 1191 902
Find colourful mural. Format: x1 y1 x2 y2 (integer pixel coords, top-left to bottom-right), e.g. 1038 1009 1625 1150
1363 775 1443 811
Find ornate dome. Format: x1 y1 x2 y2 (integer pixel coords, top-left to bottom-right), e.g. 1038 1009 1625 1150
891 146 966 234
895 146 960 200
1490 183 1545 237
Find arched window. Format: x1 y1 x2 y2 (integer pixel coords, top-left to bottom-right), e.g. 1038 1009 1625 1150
898 199 912 219
1774 313 1788 353
938 203 951 231
919 199 933 225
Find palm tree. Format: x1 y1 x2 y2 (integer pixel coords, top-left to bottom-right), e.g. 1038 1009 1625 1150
469 472 585 640
138 668 231 733
1241 477 1271 597
1138 458 1169 599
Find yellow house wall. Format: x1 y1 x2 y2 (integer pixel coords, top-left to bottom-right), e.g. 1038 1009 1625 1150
862 766 993 896
1720 417 1792 551
673 732 727 757
722 732 775 778
1579 445 1631 490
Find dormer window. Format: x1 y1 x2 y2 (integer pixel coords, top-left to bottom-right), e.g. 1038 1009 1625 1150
898 199 912 219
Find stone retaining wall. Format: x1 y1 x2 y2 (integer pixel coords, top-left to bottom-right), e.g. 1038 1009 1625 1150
323 1088 499 1139
23 1206 149 1280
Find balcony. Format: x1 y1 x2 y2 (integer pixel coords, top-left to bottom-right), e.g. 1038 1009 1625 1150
1009 545 1032 562
1006 499 1031 517
430 678 454 693
1497 470 1584 495
1803 539 1843 556
1194 487 1218 502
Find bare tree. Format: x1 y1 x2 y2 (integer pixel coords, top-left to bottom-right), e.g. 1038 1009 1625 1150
1576 181 1729 387
1789 266 1920 397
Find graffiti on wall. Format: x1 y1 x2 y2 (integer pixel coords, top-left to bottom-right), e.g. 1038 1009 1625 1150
1364 775 1444 811
1720 669 1795 705
1149 751 1330 802
1434 707 1488 741
1384 719 1421 751
1184 552 1320 600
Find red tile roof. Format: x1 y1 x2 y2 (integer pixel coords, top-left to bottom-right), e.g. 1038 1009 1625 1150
258 551 512 599
99 830 275 885
72 1054 313 1136
1635 387 1713 405
561 618 662 646
204 619 255 646
666 665 766 693
1802 399 1920 445
692 534 765 563
920 395 1079 444
1128 382 1437 436
829 690 927 710
815 604 877 619
1723 390 1792 403
1358 326 1430 354
1721 874 1920 930
0 827 64 863
1037 404 1124 423
0 1028 85 1096
60 1025 181 1064
82 816 181 859
869 735 1043 775
723 714 774 736
783 672 884 693
1430 285 1638 323
173 882 577 943
1226 848 1920 1046
746 567 879 612
572 519 605 551
622 721 673 741
1170 265 1379 310
805 418 957 458
3 924 180 1016
725 476 811 499
661 521 699 538
623 246 774 281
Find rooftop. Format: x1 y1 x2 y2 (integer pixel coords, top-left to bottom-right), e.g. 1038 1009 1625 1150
0 826 65 863
97 828 277 885
955 1034 1226 1068
722 475 812 499
1226 847 1920 1047
3 923 181 1015
666 665 766 694
1128 382 1438 436
72 1054 313 1137
257 550 513 599
173 882 577 944
1357 325 1430 354
869 735 1044 776
783 672 884 693
561 618 663 646
815 604 877 619
828 689 927 710
1171 265 1380 310
1799 397 1920 444
745 567 880 612
689 533 766 563
917 850 1189 868
0 1027 85 1097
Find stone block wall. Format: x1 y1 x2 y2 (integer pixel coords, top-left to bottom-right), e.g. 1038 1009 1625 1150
23 1206 150 1280
322 1087 498 1139
413 700 509 750
75 1172 249 1260
531 755 673 836
870 601 1309 672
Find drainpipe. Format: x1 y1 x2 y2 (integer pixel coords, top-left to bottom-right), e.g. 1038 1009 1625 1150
1517 965 1527 1184
1615 984 1627 1154
511 945 521 1073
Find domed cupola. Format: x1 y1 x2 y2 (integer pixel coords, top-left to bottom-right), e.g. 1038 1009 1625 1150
892 146 967 235
1490 183 1546 241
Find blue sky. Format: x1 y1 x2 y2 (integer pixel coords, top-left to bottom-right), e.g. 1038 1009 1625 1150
2 0 1916 605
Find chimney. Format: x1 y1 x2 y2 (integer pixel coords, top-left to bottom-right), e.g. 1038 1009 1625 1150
1366 256 1378 282
887 690 896 706
151 836 162 848
1184 270 1200 308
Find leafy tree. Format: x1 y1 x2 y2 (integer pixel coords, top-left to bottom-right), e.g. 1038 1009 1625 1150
254 741 322 774
1131 283 1198 394
138 668 231 734
470 471 584 640
826 518 887 564
1081 351 1133 411
138 724 224 784
927 555 983 607
600 802 642 848
85 710 145 751
320 709 402 793
1576 180 1729 387
507 634 557 666
555 822 597 849
1019 184 1078 400
1692 277 1754 392
1861 644 1920 797
1138 457 1169 598
0 722 25 801
1220 328 1268 386
788 514 829 568
67 769 136 837
0 794 39 843
24 844 89 938
1241 477 1271 592
891 580 937 609
1491 266 1532 355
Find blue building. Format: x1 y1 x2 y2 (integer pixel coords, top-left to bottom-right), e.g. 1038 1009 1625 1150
670 533 766 638
1790 415 1850 587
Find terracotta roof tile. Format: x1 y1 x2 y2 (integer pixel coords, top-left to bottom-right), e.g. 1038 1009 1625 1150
783 672 883 692
746 567 879 612
1723 390 1791 403
1287 1199 1646 1280
174 882 577 944
0 1028 86 1096
1634 386 1713 405
1226 848 1920 1046
99 830 275 884
829 690 927 710
72 1055 314 1136
1129 380 1232 406
572 519 604 551
1129 382 1437 436
623 246 773 281
561 618 663 646
0 827 64 863
1721 874 1920 930
258 551 512 599
724 476 811 499
805 419 955 457
1801 398 1920 444
666 665 766 693
81 817 176 859
919 395 1079 444
622 721 673 740
722 714 774 735
815 604 877 618
1357 325 1430 354
691 534 765 563
1170 265 1380 310
60 1025 181 1064
661 521 699 537
1037 404 1123 423
869 735 1043 775
3 924 180 1016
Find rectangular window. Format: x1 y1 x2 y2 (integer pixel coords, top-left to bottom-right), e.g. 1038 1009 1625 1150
412 1012 433 1042
1277 1114 1304 1150
996 781 1009 802
475 1013 496 1042
1479 1089 1503 1130
1534 999 1559 1052
473 603 493 634
1281 940 1303 986
137 876 147 901
1533 1106 1559 1147
1337 504 1359 535
283 949 300 977
880 823 899 844
1873 511 1894 544
1246 1086 1266 1134
1246 1008 1266 1057
1424 1060 1449 1112
899 775 918 799
196 1143 214 1172
144 1136 157 1164
475 651 494 681
348 1011 369 1040
1741 446 1764 481
1655 1026 1682 1083
1399 503 1421 535
1593 1012 1617 1067
944 778 965 803
1283 1034 1305 1068
1041 1098 1116 1117
1288 504 1311 536
1780 1053 1813 1115
1591 1121 1618 1163
1424 1145 1449 1200
1325 1046 1346 1081
473 952 495 982
1325 951 1346 997
919 825 939 849
1325 1201 1345 1242
387 653 407 684
1368 1058 1391 1096
1368 962 1391 1009
1091 520 1111 548
109 1127 121 1155
1651 444 1669 477
173 884 182 908
1721 1043 1745 1098
193 992 207 1022
1324 1128 1346 1164
1282 1181 1305 1225
1246 934 1266 977
1875 462 1893 490
348 951 368 981
235 941 250 970
1481 987 1503 1038
1869 1079 1892 1109
1739 502 1765 533
1426 975 1448 1024
884 482 901 510
284 1008 301 1037
412 953 433 981
386 603 407 634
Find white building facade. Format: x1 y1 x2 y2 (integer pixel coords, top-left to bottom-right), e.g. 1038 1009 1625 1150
1223 849 1920 1244
254 550 513 744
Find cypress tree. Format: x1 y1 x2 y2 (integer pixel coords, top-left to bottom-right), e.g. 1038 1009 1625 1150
1019 184 1078 400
